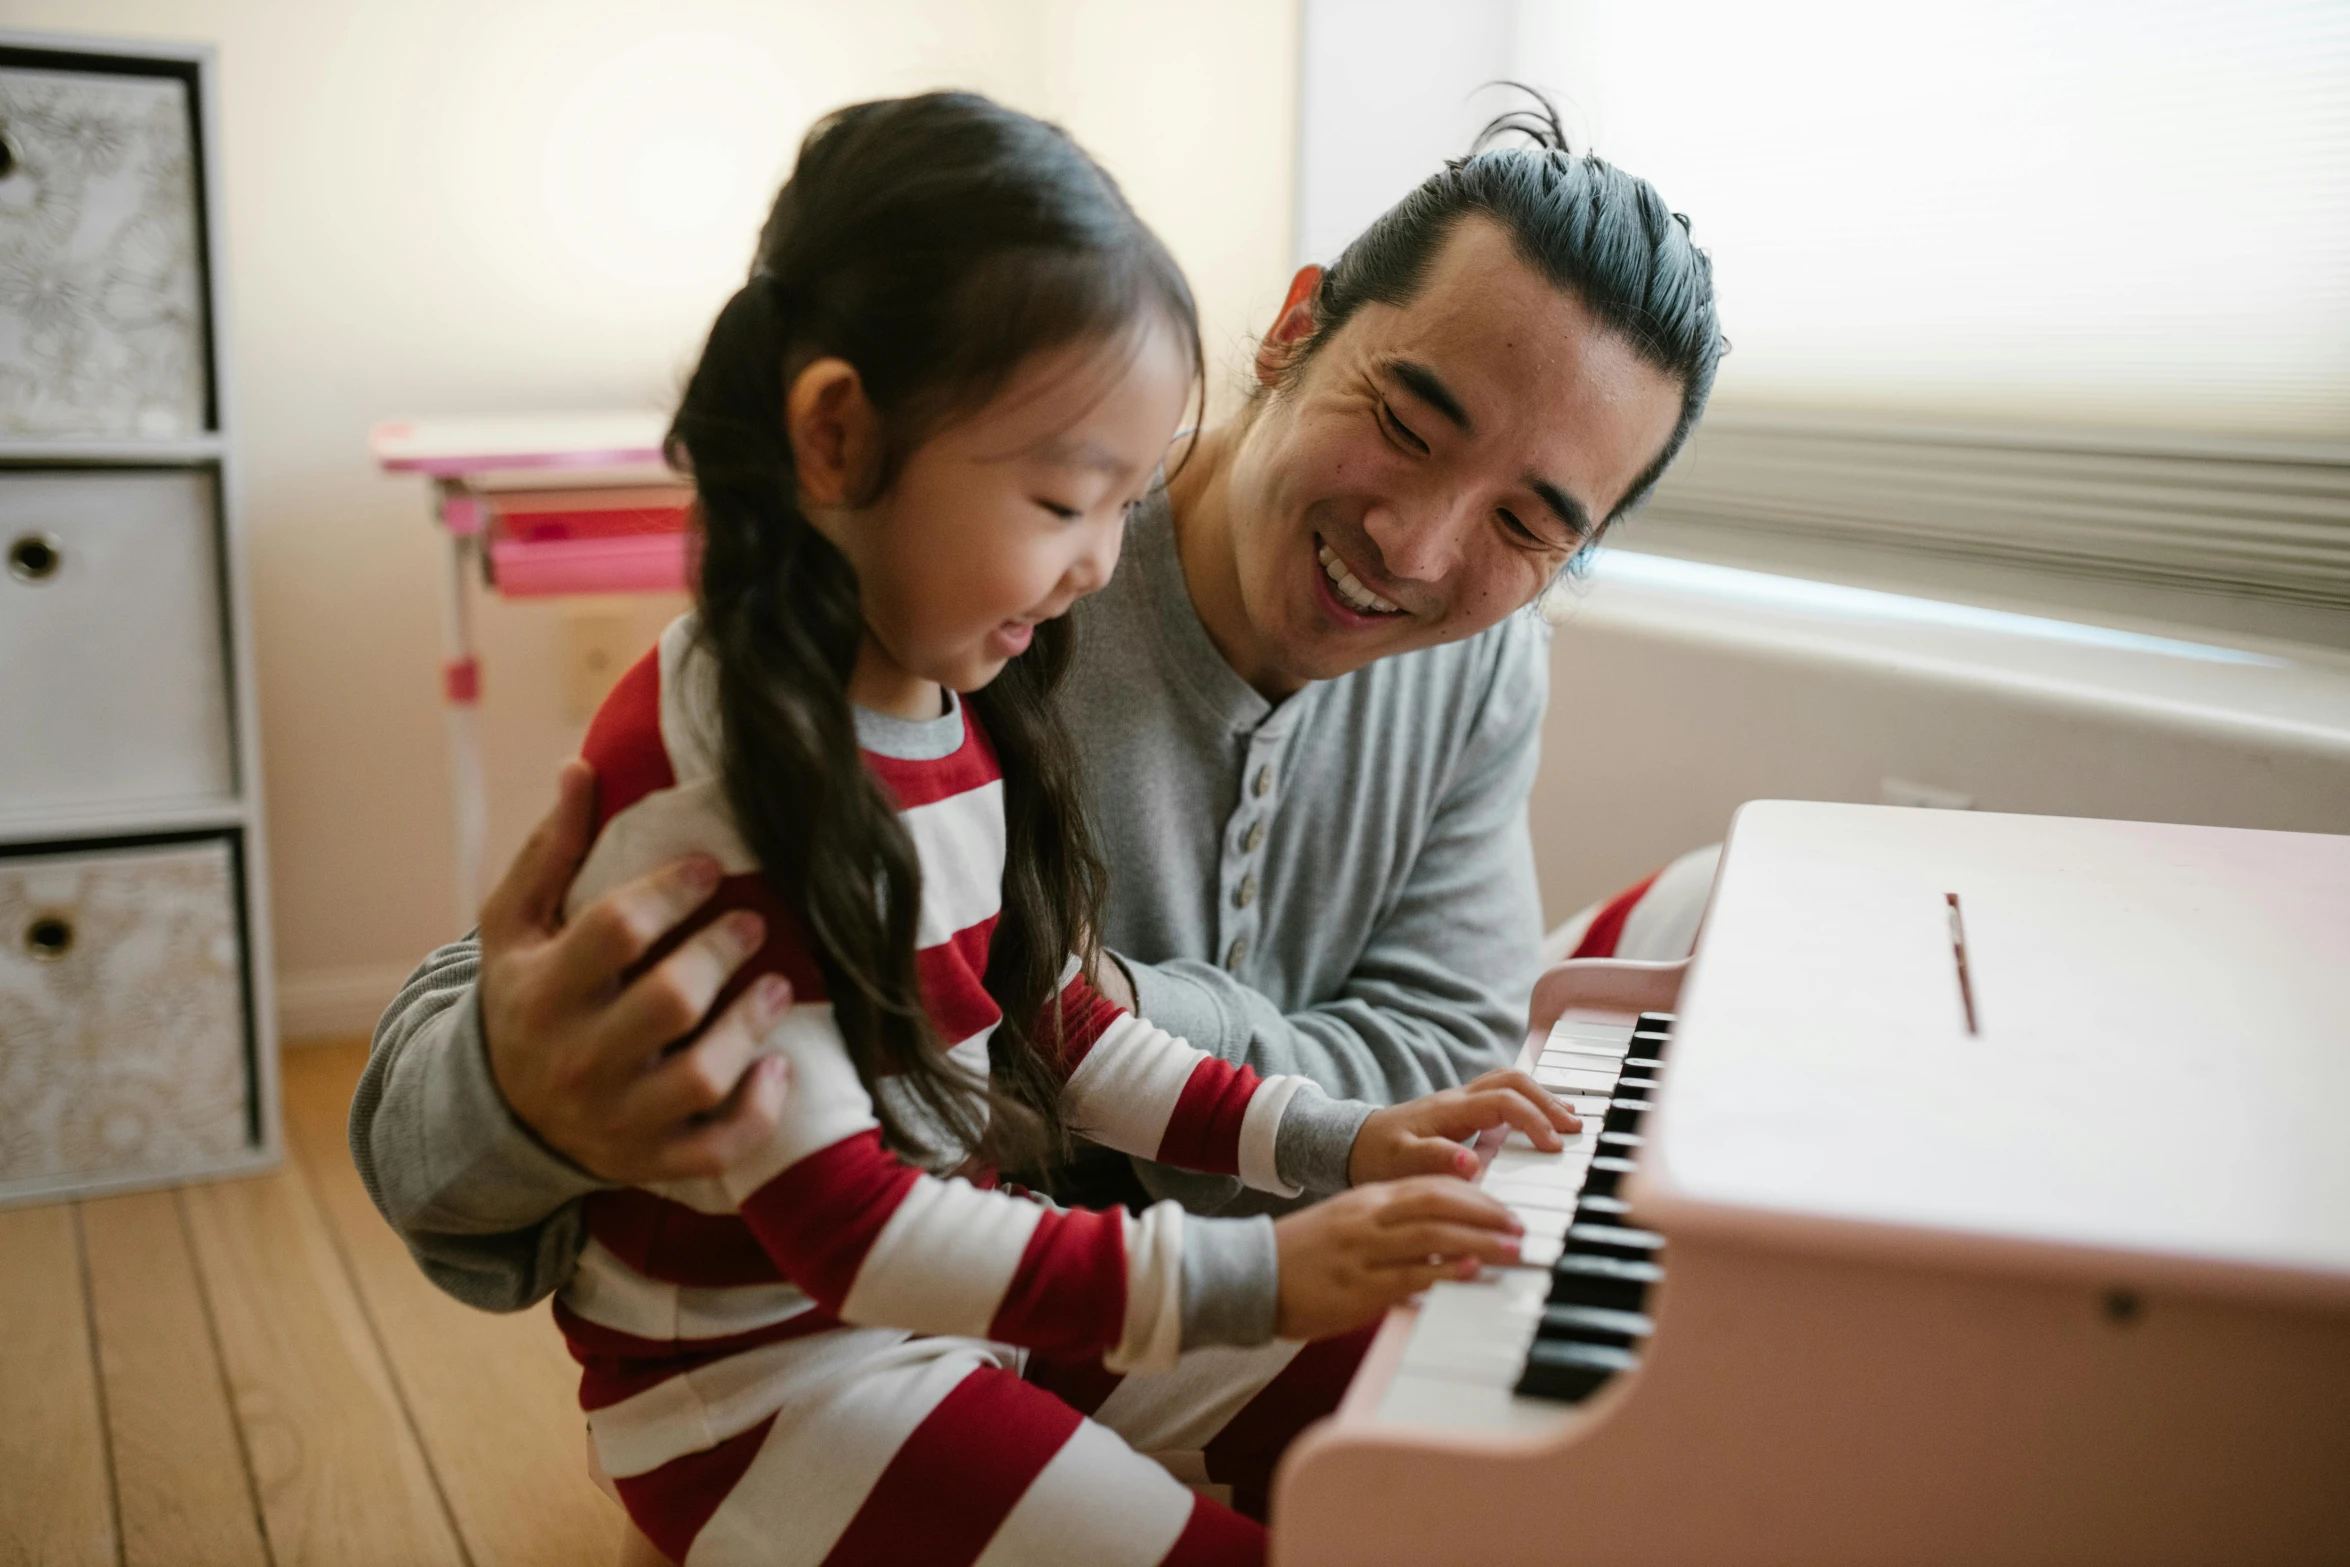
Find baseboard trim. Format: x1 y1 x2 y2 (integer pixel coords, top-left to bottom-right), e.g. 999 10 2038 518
276 962 414 1044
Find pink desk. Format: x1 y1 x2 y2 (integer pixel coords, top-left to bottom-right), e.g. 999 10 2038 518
371 412 692 921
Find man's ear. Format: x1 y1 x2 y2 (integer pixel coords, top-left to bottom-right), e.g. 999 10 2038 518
784 357 876 510
1253 264 1324 389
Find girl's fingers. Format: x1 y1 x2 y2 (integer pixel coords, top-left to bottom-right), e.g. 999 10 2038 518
1467 1070 1581 1133
1407 1087 1575 1149
1386 1136 1477 1180
1371 1220 1524 1266
1470 1088 1566 1150
1375 1173 1519 1224
1499 1070 1582 1132
1369 1259 1474 1303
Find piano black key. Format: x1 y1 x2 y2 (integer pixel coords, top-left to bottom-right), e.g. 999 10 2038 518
1548 1253 1662 1311
1536 1303 1653 1347
1621 1056 1666 1073
1566 1223 1666 1261
1573 1192 1635 1226
1578 1157 1632 1200
1603 1100 1646 1133
1599 1131 1644 1152
1515 1338 1639 1402
1614 1076 1660 1096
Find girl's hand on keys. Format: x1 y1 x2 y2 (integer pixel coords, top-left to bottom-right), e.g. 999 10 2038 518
1272 1177 1525 1340
1346 1069 1580 1185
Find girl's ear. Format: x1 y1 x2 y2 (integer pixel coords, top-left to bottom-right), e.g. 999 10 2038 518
785 357 879 509
1253 265 1324 389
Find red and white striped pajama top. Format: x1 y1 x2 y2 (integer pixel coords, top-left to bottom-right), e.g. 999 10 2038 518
553 617 1371 1567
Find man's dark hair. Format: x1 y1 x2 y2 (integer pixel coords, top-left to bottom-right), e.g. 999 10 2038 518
1294 86 1723 529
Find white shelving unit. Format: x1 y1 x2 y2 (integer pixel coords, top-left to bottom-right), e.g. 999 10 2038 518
0 31 279 1206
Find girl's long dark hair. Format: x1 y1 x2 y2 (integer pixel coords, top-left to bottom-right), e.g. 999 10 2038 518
669 93 1201 1170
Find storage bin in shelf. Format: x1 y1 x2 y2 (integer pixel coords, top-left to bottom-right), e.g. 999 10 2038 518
0 57 212 441
0 833 257 1202
0 466 238 815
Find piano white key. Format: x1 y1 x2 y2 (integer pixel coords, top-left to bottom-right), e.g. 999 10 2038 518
1561 1095 1614 1119
1550 1032 1630 1058
1502 1122 1601 1152
1375 1368 1584 1435
1519 1232 1565 1268
1512 1204 1573 1242
1396 1271 1551 1386
1485 1146 1592 1190
1537 1067 1620 1097
1544 1017 1633 1052
1487 1178 1582 1212
1541 1047 1625 1074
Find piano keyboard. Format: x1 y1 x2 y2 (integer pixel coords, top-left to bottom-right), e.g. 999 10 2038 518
1515 1010 1671 1401
1378 1012 1673 1428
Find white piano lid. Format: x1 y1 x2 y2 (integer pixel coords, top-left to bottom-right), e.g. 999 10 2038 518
1646 801 2350 1304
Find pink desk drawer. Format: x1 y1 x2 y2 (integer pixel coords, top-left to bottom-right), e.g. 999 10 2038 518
486 532 691 597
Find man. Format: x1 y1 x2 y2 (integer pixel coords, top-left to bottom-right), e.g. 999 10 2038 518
352 107 1722 1307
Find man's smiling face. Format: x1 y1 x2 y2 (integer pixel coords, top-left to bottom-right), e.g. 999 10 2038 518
1219 215 1686 689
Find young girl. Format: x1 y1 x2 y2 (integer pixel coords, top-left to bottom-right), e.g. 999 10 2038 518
558 92 1574 1567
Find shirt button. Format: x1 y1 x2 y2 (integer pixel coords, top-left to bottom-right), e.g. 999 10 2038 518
1244 820 1266 853
1225 937 1248 969
1252 765 1274 799
1235 873 1258 909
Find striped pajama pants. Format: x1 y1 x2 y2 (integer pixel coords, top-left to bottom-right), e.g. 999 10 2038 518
607 1322 1373 1566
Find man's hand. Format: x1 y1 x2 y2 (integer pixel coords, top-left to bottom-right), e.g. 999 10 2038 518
478 760 791 1185
1347 1068 1579 1185
1272 1176 1523 1340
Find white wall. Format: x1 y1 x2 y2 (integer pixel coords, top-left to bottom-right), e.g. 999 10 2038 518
2 0 1303 1035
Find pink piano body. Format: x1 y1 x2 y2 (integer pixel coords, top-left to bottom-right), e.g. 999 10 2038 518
1273 802 2350 1565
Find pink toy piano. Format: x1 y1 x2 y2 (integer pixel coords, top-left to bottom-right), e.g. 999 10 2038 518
1273 801 2350 1564
371 412 693 919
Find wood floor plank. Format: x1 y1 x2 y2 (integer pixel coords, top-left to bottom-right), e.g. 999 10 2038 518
81 1189 271 1567
281 1042 614 1567
0 1204 118 1567
182 1139 463 1566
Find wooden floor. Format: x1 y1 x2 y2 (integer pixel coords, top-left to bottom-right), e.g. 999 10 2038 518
0 1041 617 1567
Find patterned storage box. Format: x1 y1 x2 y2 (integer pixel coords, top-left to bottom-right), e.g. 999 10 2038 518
0 61 209 439
0 834 253 1196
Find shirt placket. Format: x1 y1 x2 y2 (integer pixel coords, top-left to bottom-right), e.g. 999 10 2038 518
1220 725 1284 975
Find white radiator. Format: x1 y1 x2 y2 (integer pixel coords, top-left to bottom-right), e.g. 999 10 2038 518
1528 554 2350 925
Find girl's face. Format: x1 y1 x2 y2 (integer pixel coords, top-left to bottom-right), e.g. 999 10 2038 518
791 318 1193 720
